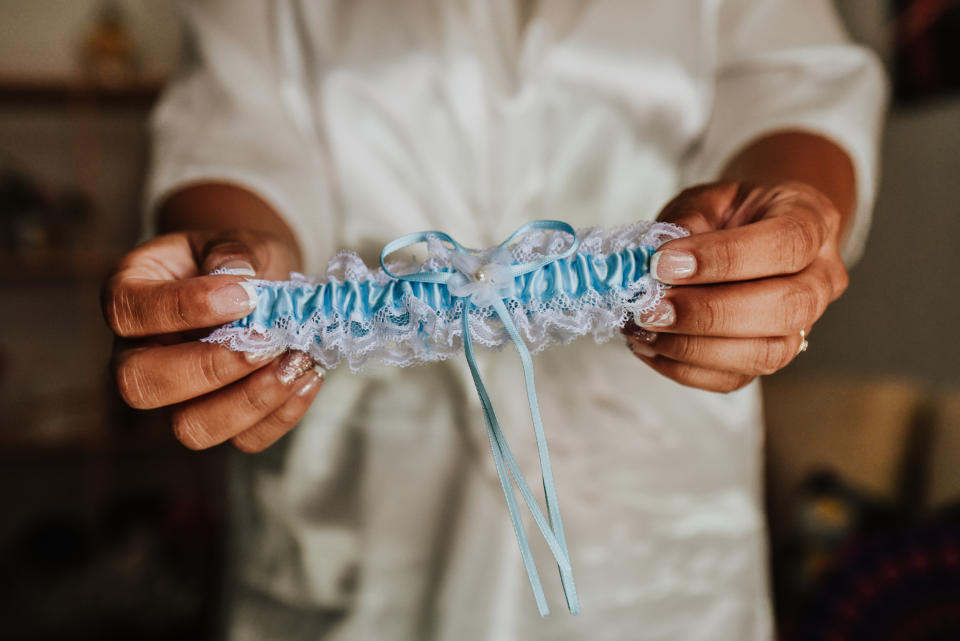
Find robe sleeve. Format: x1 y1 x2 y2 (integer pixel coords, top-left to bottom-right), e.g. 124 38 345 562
145 0 337 274
684 0 888 265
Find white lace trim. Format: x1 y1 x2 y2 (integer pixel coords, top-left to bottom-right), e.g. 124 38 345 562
204 222 686 372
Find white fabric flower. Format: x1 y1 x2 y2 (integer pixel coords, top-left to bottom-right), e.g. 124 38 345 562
446 246 515 307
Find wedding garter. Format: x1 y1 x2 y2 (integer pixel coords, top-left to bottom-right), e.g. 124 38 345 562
205 220 687 615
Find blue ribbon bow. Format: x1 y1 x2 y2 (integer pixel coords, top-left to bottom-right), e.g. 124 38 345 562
380 220 581 616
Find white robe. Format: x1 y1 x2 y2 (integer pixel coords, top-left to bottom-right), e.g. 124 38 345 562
147 1 885 639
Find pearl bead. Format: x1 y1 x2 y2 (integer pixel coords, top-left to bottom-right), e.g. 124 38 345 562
474 267 488 282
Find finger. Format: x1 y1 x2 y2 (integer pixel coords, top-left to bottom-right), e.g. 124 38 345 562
102 272 259 338
114 340 284 409
623 325 806 376
651 205 830 285
635 258 842 337
170 351 319 450
231 369 324 453
111 234 203 281
626 348 755 394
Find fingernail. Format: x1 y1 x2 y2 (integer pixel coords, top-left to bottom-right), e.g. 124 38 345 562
210 281 259 315
651 250 696 281
637 300 675 328
635 327 659 344
245 346 285 364
626 338 656 358
296 366 325 396
211 259 256 277
621 319 659 344
278 350 314 385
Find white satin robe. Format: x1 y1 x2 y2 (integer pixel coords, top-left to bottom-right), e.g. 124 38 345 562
147 1 886 639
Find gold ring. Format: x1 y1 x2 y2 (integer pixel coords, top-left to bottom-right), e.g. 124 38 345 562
797 329 809 355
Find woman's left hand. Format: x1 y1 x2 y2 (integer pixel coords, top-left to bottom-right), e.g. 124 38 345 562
623 179 850 393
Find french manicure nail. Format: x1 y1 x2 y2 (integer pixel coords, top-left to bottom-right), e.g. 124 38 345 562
651 250 696 281
621 319 659 344
245 346 285 364
210 281 259 315
278 350 314 385
296 371 323 396
634 327 659 344
212 259 256 277
637 300 675 328
627 338 657 358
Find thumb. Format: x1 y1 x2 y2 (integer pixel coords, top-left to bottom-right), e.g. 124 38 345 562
199 235 262 277
196 230 301 279
654 182 743 234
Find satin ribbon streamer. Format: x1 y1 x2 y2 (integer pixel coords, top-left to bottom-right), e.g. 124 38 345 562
380 220 581 616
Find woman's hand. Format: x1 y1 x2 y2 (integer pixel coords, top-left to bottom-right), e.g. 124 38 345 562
102 228 324 452
623 180 850 393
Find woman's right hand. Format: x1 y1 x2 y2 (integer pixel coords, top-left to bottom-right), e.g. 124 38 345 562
101 229 324 453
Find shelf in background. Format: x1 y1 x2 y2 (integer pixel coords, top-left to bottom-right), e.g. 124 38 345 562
0 248 121 282
0 75 165 108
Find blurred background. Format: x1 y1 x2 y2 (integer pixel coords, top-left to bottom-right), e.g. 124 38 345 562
0 1 957 639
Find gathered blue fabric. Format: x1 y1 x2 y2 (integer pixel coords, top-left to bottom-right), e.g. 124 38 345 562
232 234 658 346
206 219 685 614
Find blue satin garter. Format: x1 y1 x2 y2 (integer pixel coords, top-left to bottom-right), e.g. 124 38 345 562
205 220 686 615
